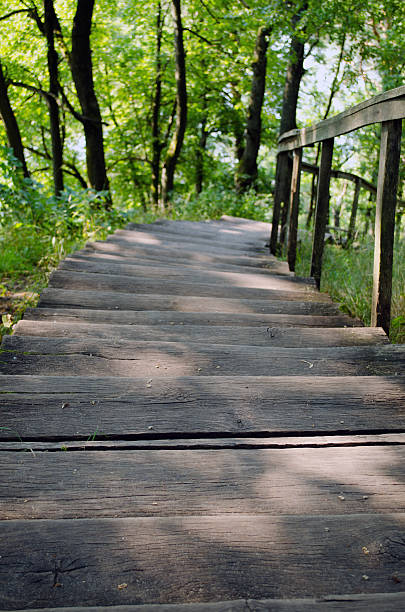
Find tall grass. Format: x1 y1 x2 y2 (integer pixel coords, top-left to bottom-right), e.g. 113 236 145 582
294 231 405 343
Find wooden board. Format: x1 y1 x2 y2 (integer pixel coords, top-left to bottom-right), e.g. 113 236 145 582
23 307 361 328
86 240 275 269
123 220 269 245
48 270 327 302
3 433 405 452
59 258 311 292
12 320 388 347
278 86 405 151
1 375 404 439
38 289 340 315
12 592 405 612
71 250 293 276
2 338 402 377
107 230 267 257
1 514 405 608
2 446 405 519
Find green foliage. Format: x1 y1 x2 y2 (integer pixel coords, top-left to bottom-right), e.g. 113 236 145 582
294 231 405 343
171 185 273 221
0 149 131 339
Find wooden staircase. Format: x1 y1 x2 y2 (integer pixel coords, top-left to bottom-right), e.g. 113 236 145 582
1 216 405 610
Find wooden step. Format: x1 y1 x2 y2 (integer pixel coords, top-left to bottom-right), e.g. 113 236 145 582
12 592 405 611
124 220 269 245
60 258 308 291
2 338 401 377
1 375 404 439
38 289 340 315
2 445 405 520
48 270 325 302
23 307 361 328
71 250 294 276
12 320 387 347
107 230 266 257
1 514 404 607
85 240 274 269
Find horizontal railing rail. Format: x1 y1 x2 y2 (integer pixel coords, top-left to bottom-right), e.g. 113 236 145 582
272 86 405 335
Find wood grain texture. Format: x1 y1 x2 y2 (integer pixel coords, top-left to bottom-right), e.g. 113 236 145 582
59 258 311 291
48 270 327 302
38 288 340 315
85 240 275 269
13 592 405 611
12 320 387 347
1 514 405 608
0 375 404 439
2 446 405 519
23 307 361 328
70 250 294 276
2 433 405 452
2 338 402 378
124 220 269 245
107 230 266 256
278 86 405 151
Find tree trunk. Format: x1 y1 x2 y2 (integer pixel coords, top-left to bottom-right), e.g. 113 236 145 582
71 0 111 205
195 112 208 195
0 62 30 178
44 0 64 195
235 26 270 193
270 4 307 254
151 0 163 208
160 0 187 207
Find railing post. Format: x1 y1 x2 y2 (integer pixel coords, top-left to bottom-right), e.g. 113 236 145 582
287 148 302 271
270 151 292 254
347 177 361 243
371 119 402 334
310 138 334 289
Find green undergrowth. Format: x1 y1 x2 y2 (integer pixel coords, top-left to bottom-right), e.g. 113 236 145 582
294 231 405 343
0 159 269 341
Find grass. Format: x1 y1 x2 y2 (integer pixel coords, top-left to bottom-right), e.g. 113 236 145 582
294 230 405 343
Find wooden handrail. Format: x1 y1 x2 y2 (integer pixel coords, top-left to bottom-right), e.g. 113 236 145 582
273 87 404 335
278 86 405 152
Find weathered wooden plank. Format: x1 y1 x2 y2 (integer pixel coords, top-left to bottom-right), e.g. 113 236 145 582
48 270 328 302
12 320 387 347
1 514 405 608
3 446 405 520
85 240 276 270
23 307 361 328
124 220 269 245
287 148 302 272
71 251 294 276
371 119 402 333
107 230 266 257
1 375 404 439
38 289 339 315
13 592 405 611
311 138 334 289
278 85 405 151
347 178 361 242
2 338 401 377
59 258 313 292
2 432 405 451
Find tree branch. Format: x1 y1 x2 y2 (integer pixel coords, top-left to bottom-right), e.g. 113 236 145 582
0 8 31 21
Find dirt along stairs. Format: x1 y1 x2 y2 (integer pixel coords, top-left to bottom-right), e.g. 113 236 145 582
1 215 405 611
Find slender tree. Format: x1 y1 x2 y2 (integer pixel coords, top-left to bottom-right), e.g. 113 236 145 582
151 0 164 207
71 0 111 205
160 0 187 207
269 2 307 254
235 25 271 192
44 0 64 195
0 61 30 178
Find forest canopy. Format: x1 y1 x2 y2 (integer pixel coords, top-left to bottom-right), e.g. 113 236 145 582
1 0 404 213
